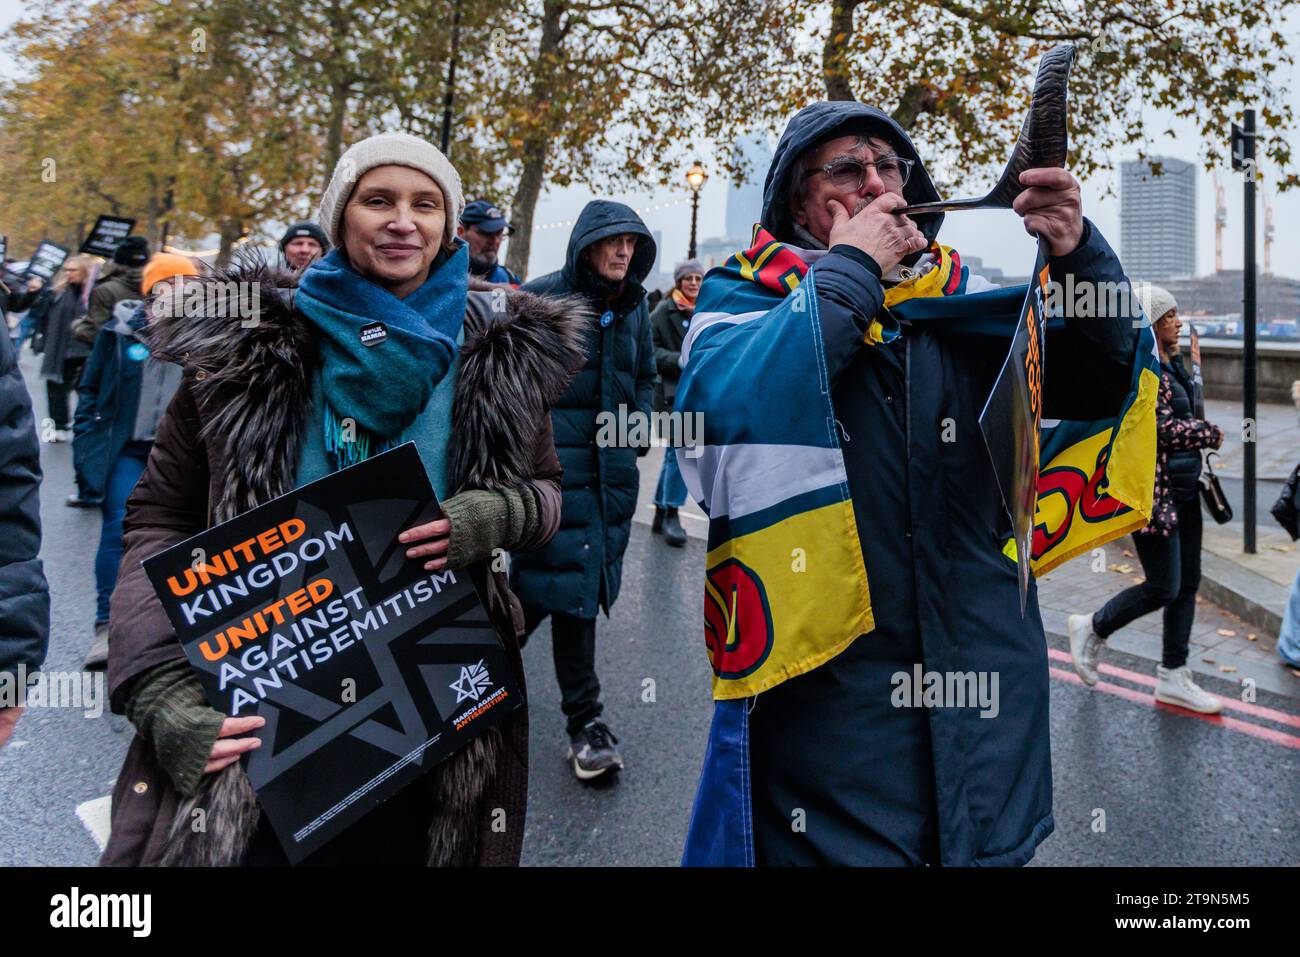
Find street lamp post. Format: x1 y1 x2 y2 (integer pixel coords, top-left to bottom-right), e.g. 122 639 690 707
686 160 707 260
1232 112 1258 554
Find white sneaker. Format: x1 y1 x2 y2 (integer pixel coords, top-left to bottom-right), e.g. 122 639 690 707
1067 613 1104 686
1155 665 1224 714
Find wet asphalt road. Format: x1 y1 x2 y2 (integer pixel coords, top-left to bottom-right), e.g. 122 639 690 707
2 352 1296 867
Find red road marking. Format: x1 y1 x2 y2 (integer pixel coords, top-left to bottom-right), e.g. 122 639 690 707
1048 666 1300 750
1045 647 1300 729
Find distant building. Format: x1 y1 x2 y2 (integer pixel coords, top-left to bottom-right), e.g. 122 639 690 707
696 235 739 270
1121 156 1197 281
1163 270 1300 323
962 255 1005 283
726 132 773 244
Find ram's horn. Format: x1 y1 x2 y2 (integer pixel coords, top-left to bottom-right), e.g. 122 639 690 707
896 44 1076 215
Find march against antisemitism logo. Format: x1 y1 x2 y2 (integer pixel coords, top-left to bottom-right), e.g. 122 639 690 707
450 660 492 703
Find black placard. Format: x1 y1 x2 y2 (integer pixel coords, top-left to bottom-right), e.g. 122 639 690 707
143 442 520 863
24 240 69 281
79 215 137 258
979 240 1050 613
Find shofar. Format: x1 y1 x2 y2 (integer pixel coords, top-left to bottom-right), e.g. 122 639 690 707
896 43 1076 215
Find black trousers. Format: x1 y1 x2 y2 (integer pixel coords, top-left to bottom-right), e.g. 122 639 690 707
46 356 86 431
522 609 602 736
1093 496 1203 669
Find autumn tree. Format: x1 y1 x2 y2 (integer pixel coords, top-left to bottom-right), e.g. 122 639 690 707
0 0 321 260
806 0 1298 193
0 0 205 252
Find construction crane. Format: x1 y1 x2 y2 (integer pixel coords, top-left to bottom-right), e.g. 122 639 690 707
1214 173 1227 273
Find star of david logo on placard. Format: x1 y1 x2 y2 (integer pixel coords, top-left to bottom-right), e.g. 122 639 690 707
450 660 492 703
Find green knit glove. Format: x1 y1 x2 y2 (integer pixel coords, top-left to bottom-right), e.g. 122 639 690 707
122 658 226 798
440 486 538 570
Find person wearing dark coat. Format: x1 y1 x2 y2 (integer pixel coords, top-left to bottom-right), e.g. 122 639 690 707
0 326 51 751
74 253 200 671
101 132 583 867
74 237 149 347
7 275 53 353
458 200 521 285
1069 287 1225 713
40 255 94 448
678 101 1143 866
513 200 657 780
648 259 703 547
279 220 329 270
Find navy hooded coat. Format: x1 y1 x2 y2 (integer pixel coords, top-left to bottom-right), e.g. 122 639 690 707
683 102 1140 866
0 326 49 688
512 201 657 618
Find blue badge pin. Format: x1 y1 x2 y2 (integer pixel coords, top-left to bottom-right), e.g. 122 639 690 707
599 310 615 328
126 342 149 362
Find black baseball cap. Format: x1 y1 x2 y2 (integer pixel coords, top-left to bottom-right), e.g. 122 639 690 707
460 200 514 235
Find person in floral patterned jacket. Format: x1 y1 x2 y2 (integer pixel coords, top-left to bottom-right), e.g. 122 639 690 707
1068 286 1225 713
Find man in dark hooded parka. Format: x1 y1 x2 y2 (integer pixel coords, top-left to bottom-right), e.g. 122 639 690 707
679 101 1140 866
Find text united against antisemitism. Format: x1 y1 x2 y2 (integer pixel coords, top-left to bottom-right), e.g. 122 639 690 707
165 517 461 715
141 443 521 863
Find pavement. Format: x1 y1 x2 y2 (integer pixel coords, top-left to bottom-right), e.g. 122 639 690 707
3 354 1298 867
1206 398 1298 481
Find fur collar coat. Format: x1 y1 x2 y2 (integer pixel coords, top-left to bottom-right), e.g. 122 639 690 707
101 261 584 867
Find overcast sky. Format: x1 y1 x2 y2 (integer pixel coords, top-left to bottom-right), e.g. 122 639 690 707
2 0 1296 281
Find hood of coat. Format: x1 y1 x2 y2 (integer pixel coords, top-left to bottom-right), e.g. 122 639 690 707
762 100 945 246
98 261 146 295
144 254 585 521
561 200 656 295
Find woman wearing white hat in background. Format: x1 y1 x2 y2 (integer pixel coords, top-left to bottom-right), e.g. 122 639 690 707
1068 286 1226 713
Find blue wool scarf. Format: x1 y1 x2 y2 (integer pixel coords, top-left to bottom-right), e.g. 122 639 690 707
296 243 468 466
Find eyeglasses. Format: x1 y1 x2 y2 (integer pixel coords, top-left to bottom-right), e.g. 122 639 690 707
804 154 915 191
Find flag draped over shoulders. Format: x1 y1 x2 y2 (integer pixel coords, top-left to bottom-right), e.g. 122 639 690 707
675 227 1159 701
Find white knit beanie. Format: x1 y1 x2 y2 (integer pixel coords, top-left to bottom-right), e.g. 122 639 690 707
317 132 464 251
1140 284 1178 325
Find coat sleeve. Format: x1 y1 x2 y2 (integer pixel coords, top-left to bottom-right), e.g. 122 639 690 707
636 304 656 416
1042 220 1142 421
810 246 887 385
519 410 563 551
1157 376 1223 453
6 287 35 312
75 283 113 344
107 377 211 713
0 331 50 685
73 328 111 437
651 301 681 380
634 304 656 452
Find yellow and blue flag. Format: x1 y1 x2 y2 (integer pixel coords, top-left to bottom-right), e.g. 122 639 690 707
675 227 1159 701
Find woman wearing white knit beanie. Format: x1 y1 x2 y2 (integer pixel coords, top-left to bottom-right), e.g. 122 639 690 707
316 131 466 295
1068 284 1228 715
100 132 586 868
